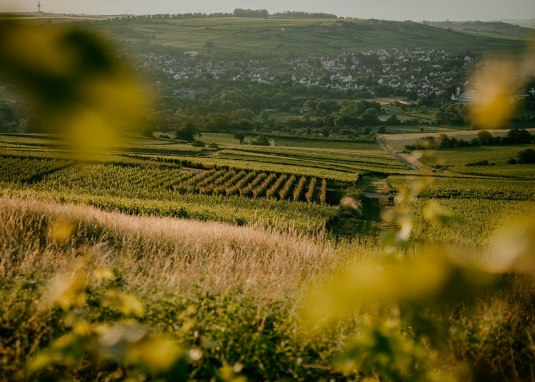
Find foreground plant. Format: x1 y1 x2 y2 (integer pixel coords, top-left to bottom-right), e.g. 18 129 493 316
27 258 195 381
302 175 535 381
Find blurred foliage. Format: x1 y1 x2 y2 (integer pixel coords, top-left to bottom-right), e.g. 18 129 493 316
302 160 535 381
468 41 535 129
0 19 150 154
28 259 191 381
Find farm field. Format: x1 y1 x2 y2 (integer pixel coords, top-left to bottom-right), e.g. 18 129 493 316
1 129 535 381
1 132 533 240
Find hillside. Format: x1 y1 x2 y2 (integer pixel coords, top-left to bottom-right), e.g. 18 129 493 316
90 17 529 56
426 20 534 38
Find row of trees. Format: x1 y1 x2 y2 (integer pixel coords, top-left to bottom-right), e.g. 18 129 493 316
405 129 534 151
232 9 269 18
107 10 336 21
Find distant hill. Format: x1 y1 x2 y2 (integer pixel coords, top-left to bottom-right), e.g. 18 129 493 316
88 17 529 57
425 20 533 37
1 14 529 56
499 19 535 30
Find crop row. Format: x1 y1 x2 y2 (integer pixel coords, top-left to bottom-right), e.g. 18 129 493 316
1 159 332 205
0 156 72 184
34 164 191 197
172 168 329 204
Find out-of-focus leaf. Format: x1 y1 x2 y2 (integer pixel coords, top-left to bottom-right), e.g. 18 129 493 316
469 60 521 129
487 213 535 273
219 363 247 382
41 269 87 311
302 249 505 330
27 332 92 372
48 217 76 244
334 322 425 380
423 200 462 226
101 290 145 317
93 266 115 282
126 334 185 374
0 20 149 154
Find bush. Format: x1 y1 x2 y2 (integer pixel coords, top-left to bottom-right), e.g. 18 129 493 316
510 148 535 164
466 160 494 167
191 140 206 147
251 135 270 146
176 122 200 142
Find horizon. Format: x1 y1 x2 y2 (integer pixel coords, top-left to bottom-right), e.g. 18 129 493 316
1 0 535 22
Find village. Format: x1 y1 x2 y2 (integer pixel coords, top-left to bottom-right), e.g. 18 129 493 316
137 48 476 100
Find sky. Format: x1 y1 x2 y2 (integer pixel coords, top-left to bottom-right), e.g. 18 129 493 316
1 0 535 21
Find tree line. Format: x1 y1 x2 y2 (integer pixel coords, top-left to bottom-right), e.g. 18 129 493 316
405 129 534 151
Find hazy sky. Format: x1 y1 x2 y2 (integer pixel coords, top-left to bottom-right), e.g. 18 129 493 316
2 0 534 21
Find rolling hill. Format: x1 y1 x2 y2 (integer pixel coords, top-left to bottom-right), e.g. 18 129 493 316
89 17 530 56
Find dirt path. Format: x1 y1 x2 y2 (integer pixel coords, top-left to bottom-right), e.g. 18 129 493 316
377 138 419 170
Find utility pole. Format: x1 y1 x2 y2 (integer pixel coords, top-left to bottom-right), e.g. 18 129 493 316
37 1 42 13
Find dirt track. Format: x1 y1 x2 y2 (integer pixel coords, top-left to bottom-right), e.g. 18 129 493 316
377 139 419 170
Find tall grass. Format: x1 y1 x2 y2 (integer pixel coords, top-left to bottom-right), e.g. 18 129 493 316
0 195 340 300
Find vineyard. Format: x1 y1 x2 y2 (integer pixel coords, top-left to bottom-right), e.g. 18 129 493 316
388 175 535 200
0 152 333 204
171 168 329 203
0 155 339 233
1 133 534 237
0 155 72 184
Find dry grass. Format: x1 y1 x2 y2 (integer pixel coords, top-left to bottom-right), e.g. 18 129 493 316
0 195 341 300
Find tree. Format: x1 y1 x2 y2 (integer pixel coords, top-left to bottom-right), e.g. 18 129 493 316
252 135 270 146
386 114 401 126
233 8 269 17
0 103 20 132
477 130 493 145
175 122 199 142
505 129 533 144
516 148 535 164
234 133 245 144
362 108 379 126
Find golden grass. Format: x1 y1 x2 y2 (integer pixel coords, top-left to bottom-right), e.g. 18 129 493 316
0 195 342 300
